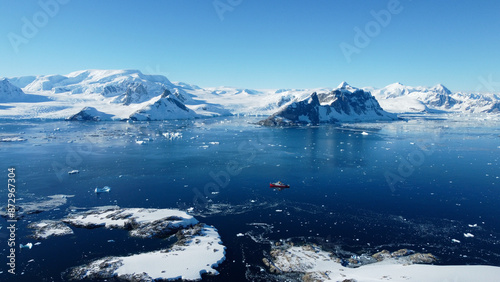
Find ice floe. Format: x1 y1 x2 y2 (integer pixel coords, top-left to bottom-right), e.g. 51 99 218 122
27 220 74 240
0 136 27 142
0 194 73 219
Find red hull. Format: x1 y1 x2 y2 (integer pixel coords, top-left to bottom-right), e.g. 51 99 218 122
270 183 290 188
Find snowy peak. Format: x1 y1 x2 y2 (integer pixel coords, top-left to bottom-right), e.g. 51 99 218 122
260 86 396 126
0 79 26 102
336 81 359 92
337 81 350 89
431 84 452 95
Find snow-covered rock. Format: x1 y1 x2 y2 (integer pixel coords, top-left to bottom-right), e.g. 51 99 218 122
28 220 73 240
129 89 198 121
0 194 73 219
265 243 500 282
62 207 226 281
260 82 397 126
66 106 115 121
63 207 198 237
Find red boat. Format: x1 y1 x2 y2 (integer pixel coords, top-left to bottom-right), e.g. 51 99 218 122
270 181 290 188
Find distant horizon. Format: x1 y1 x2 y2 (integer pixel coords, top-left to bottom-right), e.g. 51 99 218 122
1 1 499 93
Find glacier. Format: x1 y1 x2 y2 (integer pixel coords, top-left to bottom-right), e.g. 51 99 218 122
1 69 499 121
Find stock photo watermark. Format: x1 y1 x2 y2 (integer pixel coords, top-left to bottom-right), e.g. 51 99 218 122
191 130 273 209
51 137 94 182
475 74 500 93
6 167 17 275
7 0 70 54
213 0 243 21
384 137 439 193
339 0 405 63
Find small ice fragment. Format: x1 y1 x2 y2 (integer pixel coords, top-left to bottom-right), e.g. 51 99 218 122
464 233 474 238
135 140 146 145
452 239 461 243
236 233 244 237
34 242 41 246
211 192 219 195
95 186 111 193
468 224 478 228
107 240 115 243
250 200 256 203
20 243 33 249
68 170 79 174
163 132 182 140
361 131 369 135
276 210 283 212
208 142 219 145
28 259 35 263
187 207 194 212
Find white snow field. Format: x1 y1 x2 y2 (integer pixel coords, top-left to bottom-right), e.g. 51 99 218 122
268 244 500 282
1 69 498 120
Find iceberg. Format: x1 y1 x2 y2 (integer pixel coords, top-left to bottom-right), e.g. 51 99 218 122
94 186 111 193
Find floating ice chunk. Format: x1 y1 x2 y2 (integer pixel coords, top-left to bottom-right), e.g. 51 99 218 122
20 243 33 249
464 233 474 238
108 240 115 243
452 239 461 243
135 140 146 145
162 132 182 140
1 137 27 142
361 131 369 135
208 141 219 145
68 170 79 174
187 207 194 213
236 233 244 237
468 224 478 228
275 210 283 212
95 186 111 193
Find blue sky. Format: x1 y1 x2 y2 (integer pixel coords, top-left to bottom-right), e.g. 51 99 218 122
1 0 499 92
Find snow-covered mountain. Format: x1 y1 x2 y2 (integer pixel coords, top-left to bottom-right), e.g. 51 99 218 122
0 79 28 102
259 82 397 126
1 69 499 120
369 83 499 113
0 70 228 120
129 89 198 121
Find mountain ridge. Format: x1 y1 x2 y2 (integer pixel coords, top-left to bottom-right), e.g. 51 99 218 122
1 69 499 120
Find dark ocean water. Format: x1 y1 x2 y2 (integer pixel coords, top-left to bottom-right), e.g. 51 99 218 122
0 115 499 281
